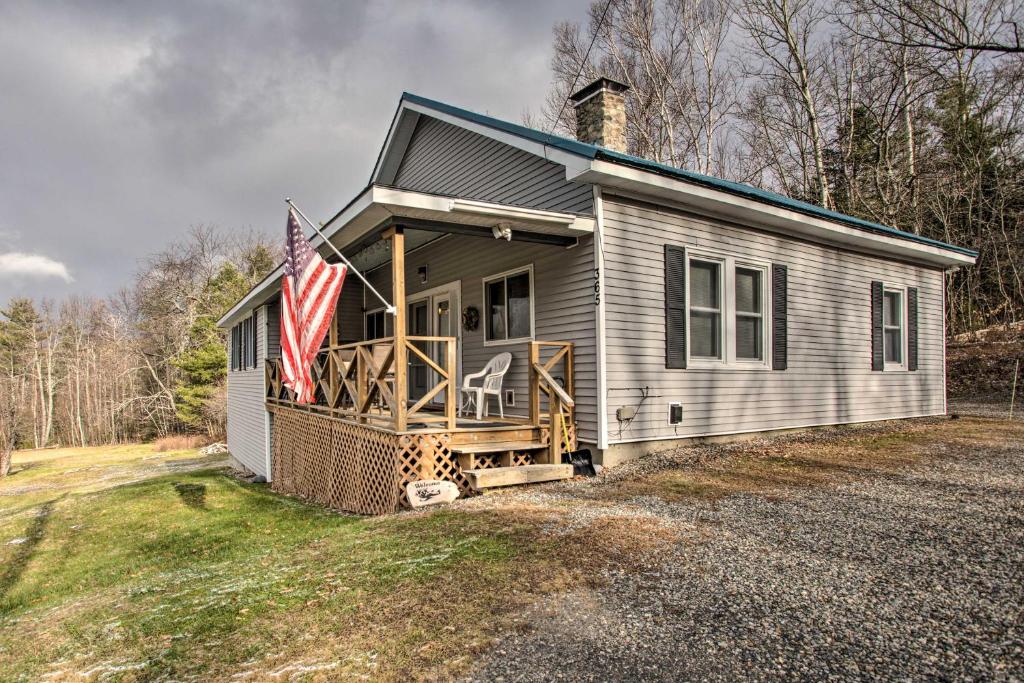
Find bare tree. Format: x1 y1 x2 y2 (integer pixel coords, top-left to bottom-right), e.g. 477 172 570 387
543 0 741 173
841 0 1024 55
738 0 835 208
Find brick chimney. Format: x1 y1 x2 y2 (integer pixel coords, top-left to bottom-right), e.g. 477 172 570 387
569 77 630 153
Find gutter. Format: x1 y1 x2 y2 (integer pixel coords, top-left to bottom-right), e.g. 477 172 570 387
593 149 978 259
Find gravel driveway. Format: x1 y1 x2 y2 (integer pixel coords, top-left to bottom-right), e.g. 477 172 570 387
465 405 1024 682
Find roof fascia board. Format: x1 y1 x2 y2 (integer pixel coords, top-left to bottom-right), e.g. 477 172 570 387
368 100 404 184
575 160 975 268
398 100 592 178
374 111 420 186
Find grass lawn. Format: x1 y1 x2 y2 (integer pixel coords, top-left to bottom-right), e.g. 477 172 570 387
0 445 588 682
2 415 1018 681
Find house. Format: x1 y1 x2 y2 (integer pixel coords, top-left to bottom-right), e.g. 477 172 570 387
217 78 977 514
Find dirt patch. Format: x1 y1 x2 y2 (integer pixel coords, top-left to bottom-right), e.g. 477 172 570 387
948 323 1024 400
585 421 946 504
153 435 210 452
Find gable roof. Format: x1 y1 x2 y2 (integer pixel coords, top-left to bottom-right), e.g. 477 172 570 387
393 92 977 261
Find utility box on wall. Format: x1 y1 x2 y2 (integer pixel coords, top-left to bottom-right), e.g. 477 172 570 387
668 402 683 425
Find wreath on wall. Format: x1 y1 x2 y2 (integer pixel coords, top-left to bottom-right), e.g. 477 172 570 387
462 305 480 332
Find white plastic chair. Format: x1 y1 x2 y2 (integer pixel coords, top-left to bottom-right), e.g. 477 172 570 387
459 352 512 420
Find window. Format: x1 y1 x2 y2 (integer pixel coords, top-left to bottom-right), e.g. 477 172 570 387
883 288 904 367
230 314 258 371
483 266 533 344
669 249 771 369
365 309 388 340
688 259 722 359
230 325 240 371
735 267 764 361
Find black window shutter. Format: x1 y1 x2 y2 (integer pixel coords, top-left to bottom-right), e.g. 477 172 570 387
230 325 239 371
242 318 249 369
250 311 259 369
665 245 687 369
771 264 788 370
241 321 248 369
871 281 884 371
907 287 918 371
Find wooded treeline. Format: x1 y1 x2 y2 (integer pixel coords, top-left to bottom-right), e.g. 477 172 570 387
1 0 1020 463
543 0 1023 334
0 228 275 467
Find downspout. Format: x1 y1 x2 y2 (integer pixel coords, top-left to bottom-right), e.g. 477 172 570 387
593 186 610 451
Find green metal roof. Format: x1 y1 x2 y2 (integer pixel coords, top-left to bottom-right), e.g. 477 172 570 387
401 92 977 259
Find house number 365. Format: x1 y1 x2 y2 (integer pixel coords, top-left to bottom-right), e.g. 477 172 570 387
594 268 601 305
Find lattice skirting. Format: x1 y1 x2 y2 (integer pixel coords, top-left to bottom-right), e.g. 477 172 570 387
271 407 401 515
270 406 497 514
269 406 578 515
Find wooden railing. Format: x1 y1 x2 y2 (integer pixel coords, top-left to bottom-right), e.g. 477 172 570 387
528 341 575 464
266 335 457 432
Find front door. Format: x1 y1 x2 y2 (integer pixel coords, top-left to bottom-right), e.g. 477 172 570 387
406 282 461 408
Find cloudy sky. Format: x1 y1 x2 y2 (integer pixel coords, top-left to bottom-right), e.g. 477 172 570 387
0 0 589 301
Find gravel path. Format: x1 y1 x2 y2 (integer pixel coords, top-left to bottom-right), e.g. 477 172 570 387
465 405 1024 682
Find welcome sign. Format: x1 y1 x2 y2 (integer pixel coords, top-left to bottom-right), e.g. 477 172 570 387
406 480 460 508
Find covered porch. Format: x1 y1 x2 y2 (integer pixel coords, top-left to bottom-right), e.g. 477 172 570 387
255 186 594 514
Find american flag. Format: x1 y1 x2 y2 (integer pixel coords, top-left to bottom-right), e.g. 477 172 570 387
280 208 347 403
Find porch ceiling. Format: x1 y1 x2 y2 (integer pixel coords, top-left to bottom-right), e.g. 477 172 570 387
217 185 594 328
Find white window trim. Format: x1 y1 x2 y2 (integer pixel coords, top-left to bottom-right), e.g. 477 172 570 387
734 261 770 367
685 249 771 371
231 312 257 372
685 254 726 367
882 284 909 372
482 264 535 347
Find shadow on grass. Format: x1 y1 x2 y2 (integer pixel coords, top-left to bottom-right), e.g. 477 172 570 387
2 461 43 479
173 482 208 510
0 496 62 603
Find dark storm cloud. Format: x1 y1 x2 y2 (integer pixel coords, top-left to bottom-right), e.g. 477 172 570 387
0 0 588 301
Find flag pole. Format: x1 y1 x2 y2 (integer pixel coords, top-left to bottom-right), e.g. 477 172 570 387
285 197 397 315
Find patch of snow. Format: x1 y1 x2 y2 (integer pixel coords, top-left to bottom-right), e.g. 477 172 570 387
6 537 27 545
267 661 340 679
77 660 148 679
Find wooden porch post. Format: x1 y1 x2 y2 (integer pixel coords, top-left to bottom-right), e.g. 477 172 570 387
528 342 540 426
446 339 457 430
386 226 407 431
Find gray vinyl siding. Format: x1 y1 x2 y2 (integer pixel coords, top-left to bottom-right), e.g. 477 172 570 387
365 233 599 444
393 115 594 215
601 195 946 444
339 281 365 343
226 307 269 477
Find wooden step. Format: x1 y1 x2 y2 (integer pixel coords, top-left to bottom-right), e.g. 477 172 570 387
452 441 547 455
450 427 540 446
463 464 574 491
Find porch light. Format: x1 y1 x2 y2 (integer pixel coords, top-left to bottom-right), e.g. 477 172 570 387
492 223 512 241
